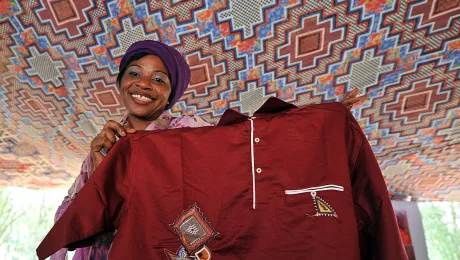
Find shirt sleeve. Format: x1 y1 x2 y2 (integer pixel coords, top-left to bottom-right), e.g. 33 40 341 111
54 153 93 222
350 131 408 260
36 136 134 260
51 153 93 260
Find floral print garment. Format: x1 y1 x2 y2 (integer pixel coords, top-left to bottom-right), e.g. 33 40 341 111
51 111 212 260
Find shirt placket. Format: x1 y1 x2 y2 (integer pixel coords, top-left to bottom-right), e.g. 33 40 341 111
248 116 265 209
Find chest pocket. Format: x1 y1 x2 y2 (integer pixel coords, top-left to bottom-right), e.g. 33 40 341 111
284 184 344 217
270 184 345 256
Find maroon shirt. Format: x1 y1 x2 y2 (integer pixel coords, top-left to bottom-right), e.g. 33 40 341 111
37 98 407 260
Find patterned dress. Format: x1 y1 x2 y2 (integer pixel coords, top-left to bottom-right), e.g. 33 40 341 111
51 111 212 260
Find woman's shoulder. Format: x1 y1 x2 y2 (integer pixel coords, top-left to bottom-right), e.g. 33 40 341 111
169 114 214 129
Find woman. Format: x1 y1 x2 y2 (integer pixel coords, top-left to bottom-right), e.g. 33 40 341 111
52 40 361 260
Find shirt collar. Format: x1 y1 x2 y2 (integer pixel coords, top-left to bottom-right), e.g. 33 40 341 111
218 97 297 125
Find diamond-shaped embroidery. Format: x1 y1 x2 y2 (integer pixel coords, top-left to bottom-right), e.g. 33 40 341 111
181 217 207 245
171 203 218 254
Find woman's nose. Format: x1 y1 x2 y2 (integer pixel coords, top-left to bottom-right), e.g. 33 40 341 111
136 77 151 89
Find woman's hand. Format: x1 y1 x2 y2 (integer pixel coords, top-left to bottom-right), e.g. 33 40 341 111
90 120 136 173
341 88 362 110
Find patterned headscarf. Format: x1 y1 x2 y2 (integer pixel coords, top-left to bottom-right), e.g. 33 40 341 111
118 40 190 110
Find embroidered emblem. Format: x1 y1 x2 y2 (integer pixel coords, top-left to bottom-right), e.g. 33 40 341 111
177 246 188 257
194 246 211 260
311 191 338 217
164 246 211 260
170 203 218 254
164 248 189 260
186 224 200 235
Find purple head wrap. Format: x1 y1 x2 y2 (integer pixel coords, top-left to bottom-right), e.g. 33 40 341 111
118 40 190 110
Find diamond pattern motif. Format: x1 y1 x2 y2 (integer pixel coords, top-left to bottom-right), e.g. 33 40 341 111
0 0 458 201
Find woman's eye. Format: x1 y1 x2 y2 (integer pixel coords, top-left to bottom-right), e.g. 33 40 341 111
153 77 165 84
129 71 139 77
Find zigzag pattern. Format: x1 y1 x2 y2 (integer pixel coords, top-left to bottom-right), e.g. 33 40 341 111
0 0 459 201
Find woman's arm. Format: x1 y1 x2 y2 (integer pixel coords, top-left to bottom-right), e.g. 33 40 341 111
38 136 134 260
54 119 132 222
51 120 134 260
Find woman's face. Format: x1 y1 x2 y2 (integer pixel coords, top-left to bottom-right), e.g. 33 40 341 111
118 55 172 121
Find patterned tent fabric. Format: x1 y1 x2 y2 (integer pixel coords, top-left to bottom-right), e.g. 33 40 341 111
0 0 458 200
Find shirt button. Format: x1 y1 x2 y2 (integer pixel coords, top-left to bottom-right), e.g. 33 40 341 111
256 168 262 174
254 138 260 143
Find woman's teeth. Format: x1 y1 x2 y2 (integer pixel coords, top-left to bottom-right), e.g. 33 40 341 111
132 94 153 102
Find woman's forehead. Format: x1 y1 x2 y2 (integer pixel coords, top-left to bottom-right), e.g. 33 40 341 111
128 55 169 73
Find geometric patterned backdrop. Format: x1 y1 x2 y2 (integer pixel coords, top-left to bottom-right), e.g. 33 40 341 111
0 0 458 201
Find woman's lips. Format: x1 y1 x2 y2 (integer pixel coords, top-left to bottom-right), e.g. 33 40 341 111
130 93 155 105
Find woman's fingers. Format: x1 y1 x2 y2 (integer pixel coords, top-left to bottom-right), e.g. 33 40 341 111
90 136 104 152
91 130 116 154
342 89 362 111
101 128 117 144
104 120 127 137
101 139 114 153
90 135 113 170
91 120 135 157
104 120 137 136
344 88 359 99
126 127 136 134
90 120 136 171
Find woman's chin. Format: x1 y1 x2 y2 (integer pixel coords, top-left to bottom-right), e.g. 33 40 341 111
127 102 154 114
127 108 162 121
130 112 154 120
126 102 166 121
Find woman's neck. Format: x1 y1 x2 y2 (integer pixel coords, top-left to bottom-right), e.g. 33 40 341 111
127 115 156 130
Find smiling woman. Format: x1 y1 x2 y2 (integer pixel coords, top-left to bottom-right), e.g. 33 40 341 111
118 54 172 128
48 40 362 260
50 40 213 260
